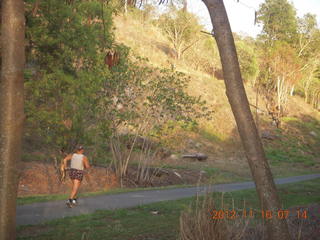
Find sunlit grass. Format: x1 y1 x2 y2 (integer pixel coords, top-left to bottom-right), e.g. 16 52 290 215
17 178 320 240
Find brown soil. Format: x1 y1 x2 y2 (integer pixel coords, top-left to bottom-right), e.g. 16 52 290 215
18 162 118 197
18 162 207 197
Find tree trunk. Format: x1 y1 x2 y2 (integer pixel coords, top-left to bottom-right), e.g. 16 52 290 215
0 1 25 239
124 0 128 15
290 85 294 96
182 0 187 12
201 0 291 239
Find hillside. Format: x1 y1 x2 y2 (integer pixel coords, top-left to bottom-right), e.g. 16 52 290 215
113 14 320 178
18 6 320 196
11 2 320 240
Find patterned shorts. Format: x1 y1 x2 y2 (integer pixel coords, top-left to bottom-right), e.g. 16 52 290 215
69 168 84 181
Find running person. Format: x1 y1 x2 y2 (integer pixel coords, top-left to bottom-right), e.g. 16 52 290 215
63 145 90 207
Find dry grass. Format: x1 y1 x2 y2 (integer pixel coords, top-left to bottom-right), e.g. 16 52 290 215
113 12 320 177
179 193 228 240
113 13 263 143
114 15 171 68
179 192 254 240
179 191 320 240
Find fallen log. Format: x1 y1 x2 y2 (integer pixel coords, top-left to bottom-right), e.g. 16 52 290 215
182 153 208 161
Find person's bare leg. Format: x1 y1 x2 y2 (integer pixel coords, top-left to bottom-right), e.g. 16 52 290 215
70 179 81 199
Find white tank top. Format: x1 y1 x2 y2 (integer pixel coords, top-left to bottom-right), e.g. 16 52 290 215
70 153 84 170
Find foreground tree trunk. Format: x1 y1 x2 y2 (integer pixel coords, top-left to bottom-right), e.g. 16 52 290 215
0 1 25 239
202 0 291 239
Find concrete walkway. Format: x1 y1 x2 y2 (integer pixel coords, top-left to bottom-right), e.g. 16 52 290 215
16 173 320 226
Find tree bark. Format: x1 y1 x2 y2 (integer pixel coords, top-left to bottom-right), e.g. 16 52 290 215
201 0 291 239
182 0 187 12
0 0 25 239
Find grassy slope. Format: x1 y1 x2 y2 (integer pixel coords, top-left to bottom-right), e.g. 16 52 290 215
17 178 320 240
19 14 319 202
114 14 320 178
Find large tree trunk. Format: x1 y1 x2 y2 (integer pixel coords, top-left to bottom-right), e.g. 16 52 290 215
0 0 25 239
202 0 291 239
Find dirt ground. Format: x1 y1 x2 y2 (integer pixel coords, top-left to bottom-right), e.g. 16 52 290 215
18 162 207 197
18 162 118 196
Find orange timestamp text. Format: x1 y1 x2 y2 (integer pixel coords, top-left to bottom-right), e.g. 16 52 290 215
210 209 308 220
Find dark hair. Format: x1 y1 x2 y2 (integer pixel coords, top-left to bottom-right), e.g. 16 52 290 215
76 145 84 151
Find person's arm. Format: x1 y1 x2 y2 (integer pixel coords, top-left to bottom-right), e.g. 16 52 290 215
63 154 72 167
83 156 90 169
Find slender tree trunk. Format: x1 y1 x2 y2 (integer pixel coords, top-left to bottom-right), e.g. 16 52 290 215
0 1 25 239
202 0 291 239
182 0 187 12
124 0 128 15
290 85 294 96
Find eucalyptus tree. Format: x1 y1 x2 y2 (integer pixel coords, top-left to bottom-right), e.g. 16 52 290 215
0 0 25 239
297 14 320 105
257 0 298 44
201 0 291 239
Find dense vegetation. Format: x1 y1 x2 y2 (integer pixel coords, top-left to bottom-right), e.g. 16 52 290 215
23 0 213 184
24 0 208 152
22 0 319 179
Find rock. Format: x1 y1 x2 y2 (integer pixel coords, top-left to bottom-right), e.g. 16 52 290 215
169 154 179 161
195 142 203 148
310 131 317 137
261 131 277 140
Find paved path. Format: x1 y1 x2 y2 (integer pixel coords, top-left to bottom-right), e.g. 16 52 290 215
16 173 320 226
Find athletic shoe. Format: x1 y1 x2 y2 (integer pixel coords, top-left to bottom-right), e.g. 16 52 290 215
66 199 74 208
72 198 78 205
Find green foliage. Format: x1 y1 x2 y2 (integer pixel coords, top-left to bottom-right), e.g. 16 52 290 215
235 41 259 83
298 13 318 43
24 0 113 153
296 14 320 107
257 0 298 44
256 0 320 112
23 0 210 162
99 57 211 139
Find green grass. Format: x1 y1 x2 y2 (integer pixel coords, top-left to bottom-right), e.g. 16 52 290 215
262 116 320 170
17 178 320 240
198 128 223 143
266 148 316 166
270 163 320 178
202 167 249 183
